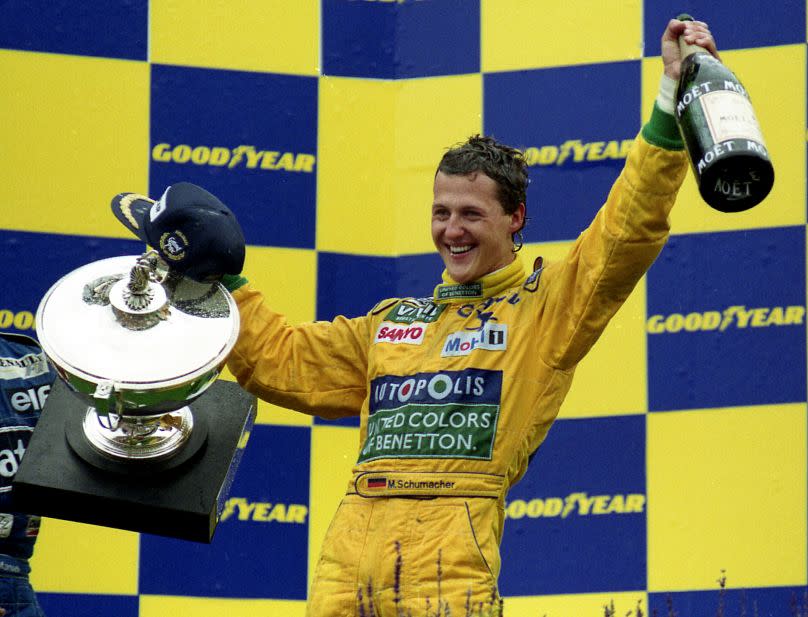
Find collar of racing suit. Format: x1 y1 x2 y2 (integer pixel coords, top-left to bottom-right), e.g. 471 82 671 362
433 255 525 303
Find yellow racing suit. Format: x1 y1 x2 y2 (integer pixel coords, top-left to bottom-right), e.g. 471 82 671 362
227 107 688 616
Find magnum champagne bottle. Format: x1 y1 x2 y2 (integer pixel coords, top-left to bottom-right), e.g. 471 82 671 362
674 14 774 212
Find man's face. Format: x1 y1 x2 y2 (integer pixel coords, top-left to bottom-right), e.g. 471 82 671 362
431 171 525 284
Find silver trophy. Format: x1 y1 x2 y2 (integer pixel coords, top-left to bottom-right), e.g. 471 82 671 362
13 252 255 542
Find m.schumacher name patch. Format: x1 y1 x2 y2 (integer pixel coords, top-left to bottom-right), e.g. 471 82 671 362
358 368 502 463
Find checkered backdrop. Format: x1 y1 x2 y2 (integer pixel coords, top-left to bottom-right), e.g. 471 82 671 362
0 1 806 615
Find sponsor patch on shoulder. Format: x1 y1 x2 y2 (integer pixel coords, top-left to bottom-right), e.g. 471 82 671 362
374 322 426 345
385 300 446 324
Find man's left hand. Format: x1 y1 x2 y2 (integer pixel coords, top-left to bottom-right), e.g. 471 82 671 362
661 18 720 80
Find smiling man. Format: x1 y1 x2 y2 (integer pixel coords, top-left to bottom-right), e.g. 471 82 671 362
431 136 526 286
112 18 719 617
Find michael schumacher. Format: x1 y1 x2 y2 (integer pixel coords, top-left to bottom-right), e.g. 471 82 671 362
112 17 719 617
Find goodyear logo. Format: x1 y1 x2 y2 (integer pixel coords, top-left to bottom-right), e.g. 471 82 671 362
151 143 316 173
220 497 308 524
647 304 805 334
0 311 35 332
505 492 645 520
522 139 632 167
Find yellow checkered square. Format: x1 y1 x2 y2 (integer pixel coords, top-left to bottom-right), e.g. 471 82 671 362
317 75 482 256
0 50 149 238
481 0 642 72
221 245 316 427
307 424 360 591
31 520 139 594
150 0 319 76
647 404 807 591
642 44 806 234
505 590 647 617
139 595 306 617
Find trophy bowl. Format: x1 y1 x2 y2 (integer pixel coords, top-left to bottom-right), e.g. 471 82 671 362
35 252 240 463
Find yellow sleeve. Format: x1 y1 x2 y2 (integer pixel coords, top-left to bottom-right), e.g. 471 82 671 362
537 130 688 370
226 284 371 420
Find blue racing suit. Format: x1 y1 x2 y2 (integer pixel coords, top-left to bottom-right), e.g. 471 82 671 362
0 332 56 616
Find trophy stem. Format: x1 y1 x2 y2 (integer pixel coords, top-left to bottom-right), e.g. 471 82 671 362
82 406 194 461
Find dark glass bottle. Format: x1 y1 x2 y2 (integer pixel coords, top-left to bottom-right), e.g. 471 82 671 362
674 15 774 212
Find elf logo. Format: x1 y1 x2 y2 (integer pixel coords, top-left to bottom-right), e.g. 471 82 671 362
442 324 507 357
6 385 50 413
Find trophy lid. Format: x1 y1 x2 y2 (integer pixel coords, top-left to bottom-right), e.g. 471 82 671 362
36 255 239 390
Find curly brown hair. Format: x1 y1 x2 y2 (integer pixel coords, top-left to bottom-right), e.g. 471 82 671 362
436 135 529 219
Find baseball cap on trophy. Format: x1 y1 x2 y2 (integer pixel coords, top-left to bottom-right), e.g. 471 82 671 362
111 182 245 283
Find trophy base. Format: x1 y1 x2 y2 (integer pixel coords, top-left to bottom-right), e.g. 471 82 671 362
12 379 256 543
65 407 208 476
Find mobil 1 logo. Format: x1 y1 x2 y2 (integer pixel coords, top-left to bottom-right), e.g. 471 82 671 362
442 324 507 357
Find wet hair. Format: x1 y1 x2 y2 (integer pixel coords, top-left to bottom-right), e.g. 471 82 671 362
436 134 529 219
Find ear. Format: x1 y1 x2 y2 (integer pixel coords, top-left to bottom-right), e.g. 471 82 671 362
508 203 526 234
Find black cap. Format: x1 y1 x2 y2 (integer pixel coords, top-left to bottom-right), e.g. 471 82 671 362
111 182 245 283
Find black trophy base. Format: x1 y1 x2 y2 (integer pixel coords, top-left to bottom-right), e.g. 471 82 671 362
12 379 256 543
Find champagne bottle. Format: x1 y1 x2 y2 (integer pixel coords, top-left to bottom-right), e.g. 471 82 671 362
674 14 774 212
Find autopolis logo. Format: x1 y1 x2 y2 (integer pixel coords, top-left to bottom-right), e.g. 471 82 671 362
505 492 646 520
359 368 503 463
220 497 308 524
647 304 805 333
151 143 316 173
442 324 507 357
522 139 633 167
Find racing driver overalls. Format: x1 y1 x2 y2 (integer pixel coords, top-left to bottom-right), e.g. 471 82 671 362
227 107 688 616
0 332 56 616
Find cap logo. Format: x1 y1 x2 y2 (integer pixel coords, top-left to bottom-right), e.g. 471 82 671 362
150 188 169 222
159 230 189 262
118 194 153 230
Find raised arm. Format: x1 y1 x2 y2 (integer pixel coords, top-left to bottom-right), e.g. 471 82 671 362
535 19 719 370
